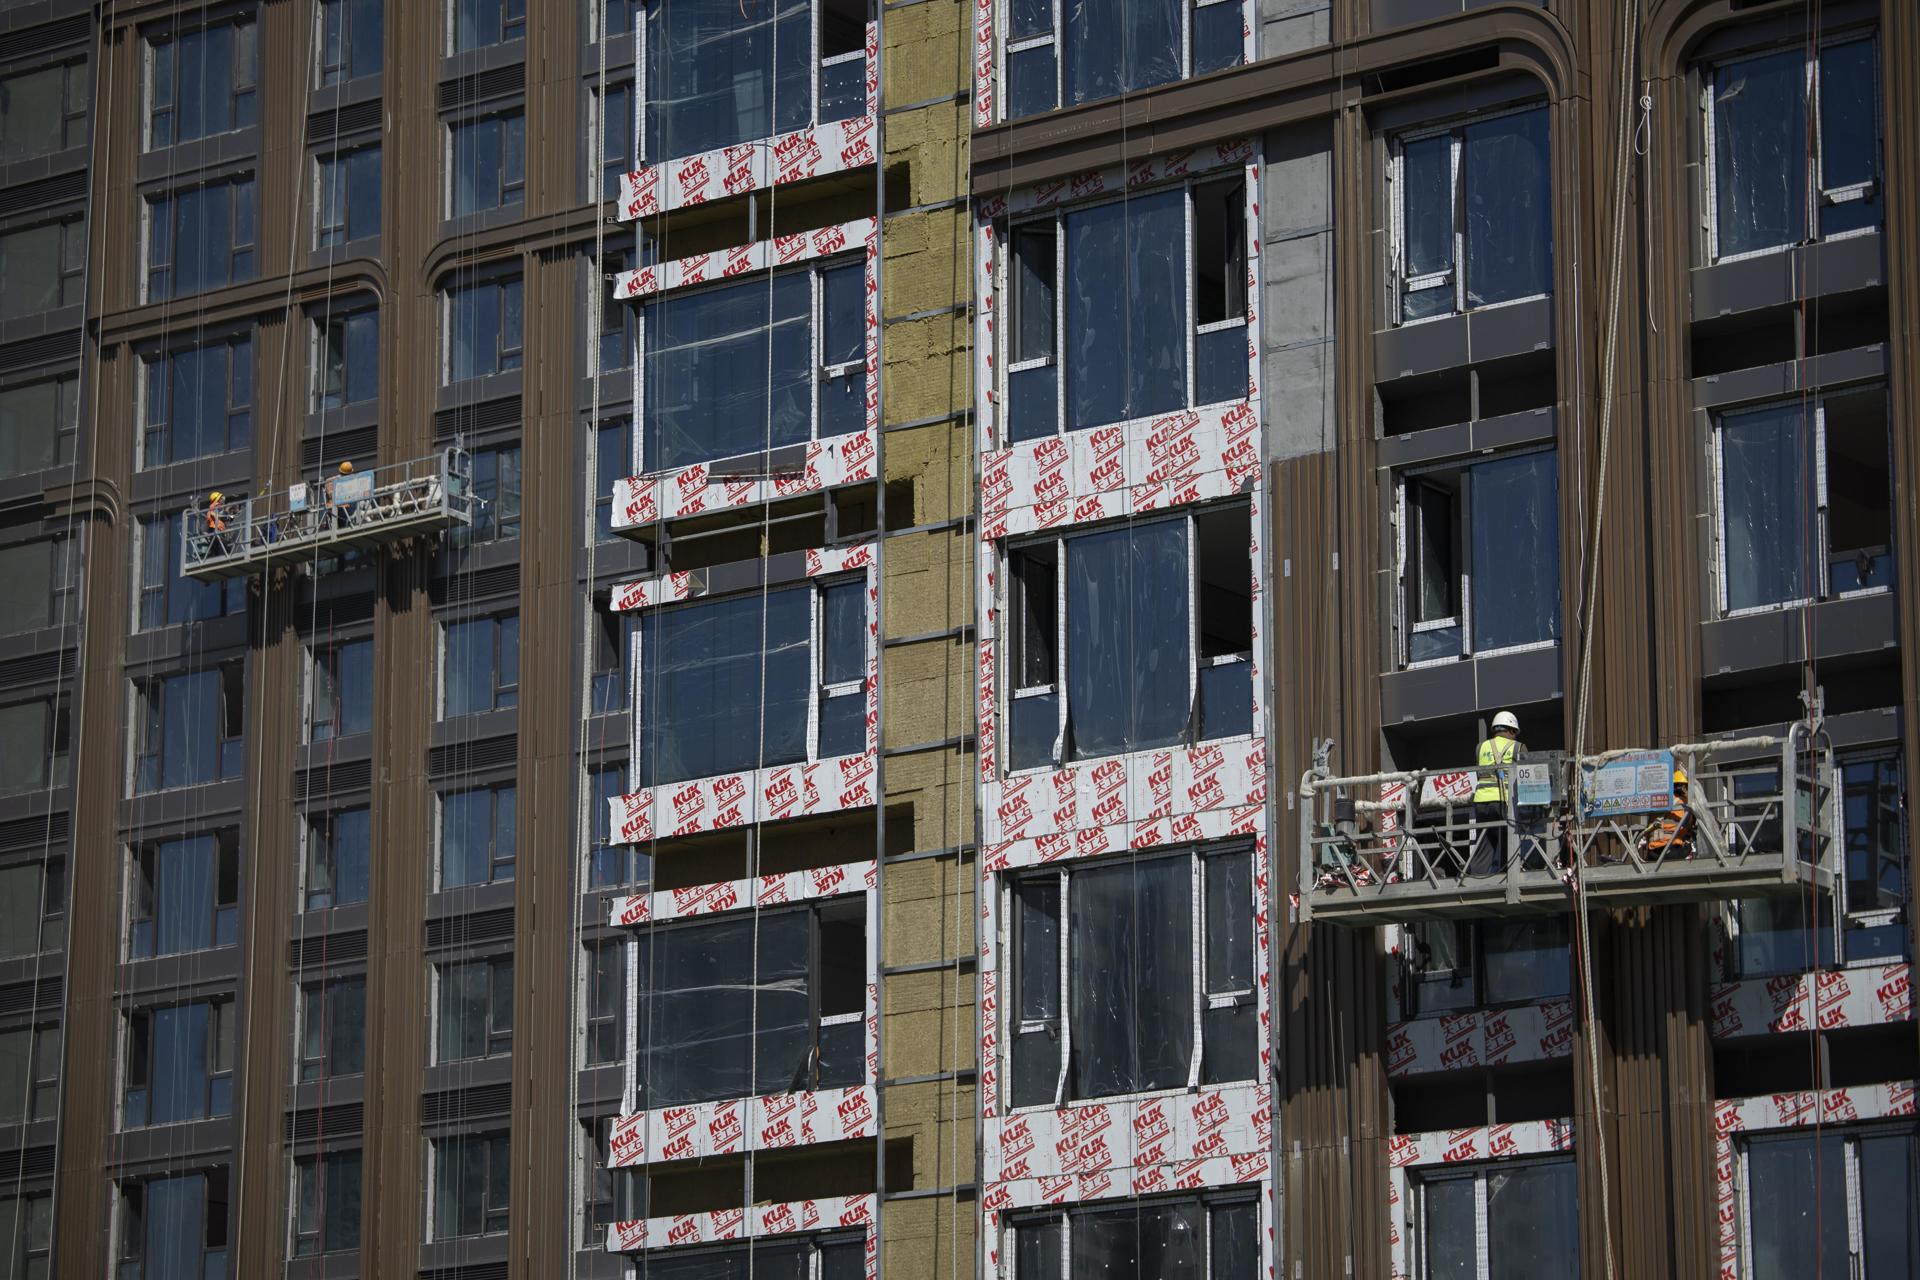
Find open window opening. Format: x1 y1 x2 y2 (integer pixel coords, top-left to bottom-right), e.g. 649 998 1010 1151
1739 1125 1917 1279
1708 35 1882 262
1396 449 1560 667
1008 842 1257 1109
1004 504 1253 771
1401 918 1571 1018
1412 1157 1578 1278
1714 385 1892 616
1002 178 1251 444
633 575 871 789
1008 1193 1259 1279
1392 105 1552 324
632 897 870 1109
998 0 1245 122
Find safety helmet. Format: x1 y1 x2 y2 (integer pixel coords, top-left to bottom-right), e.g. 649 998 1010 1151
209 491 225 503
1672 767 1688 787
339 460 354 474
1491 711 1520 734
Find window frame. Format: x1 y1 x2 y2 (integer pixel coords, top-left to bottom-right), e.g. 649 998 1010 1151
1704 33 1884 266
0 1021 63 1124
1005 1191 1261 1279
448 0 527 54
629 572 873 791
0 215 87 319
439 611 520 717
316 0 383 86
133 510 246 630
1001 503 1253 774
0 57 90 163
1710 384 1893 619
432 953 515 1064
137 333 254 469
297 974 367 1082
142 172 258 303
995 0 1244 122
121 997 236 1128
998 176 1251 443
0 1188 53 1277
0 533 76 638
1735 1121 1918 1277
580 1116 644 1246
589 78 637 204
635 0 872 167
291 1148 363 1257
302 804 372 912
306 635 374 742
115 1168 231 1280
1392 445 1561 669
314 141 382 251
1005 841 1258 1110
429 1130 512 1240
144 14 258 150
0 370 81 480
1399 918 1573 1018
442 272 525 384
626 896 871 1110
0 856 66 958
1410 1155 1579 1280
126 830 240 960
444 108 527 219
130 662 245 794
582 936 628 1066
633 254 869 477
436 782 517 889
0 697 69 798
1387 103 1553 327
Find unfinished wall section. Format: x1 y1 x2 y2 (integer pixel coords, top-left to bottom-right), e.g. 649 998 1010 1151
973 124 1275 1272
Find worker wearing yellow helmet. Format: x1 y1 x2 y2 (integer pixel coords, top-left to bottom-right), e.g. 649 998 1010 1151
1637 765 1698 862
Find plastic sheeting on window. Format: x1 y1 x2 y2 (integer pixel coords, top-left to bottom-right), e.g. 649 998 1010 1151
643 273 810 472
638 587 810 786
1400 134 1455 322
1061 0 1181 109
1462 110 1551 309
160 671 223 791
636 910 814 1107
1468 450 1560 653
820 263 867 438
150 835 215 958
1841 753 1908 960
1856 1132 1920 1275
1065 520 1190 759
1479 918 1570 1007
1011 877 1061 1107
819 580 867 757
1069 857 1193 1098
1713 50 1806 258
1719 401 1815 612
1819 40 1881 238
1064 189 1187 432
1071 1200 1204 1278
644 0 810 162
1745 1134 1849 1280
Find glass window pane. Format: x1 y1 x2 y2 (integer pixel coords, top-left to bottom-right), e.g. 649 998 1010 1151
643 273 811 472
1420 1175 1476 1280
1061 0 1180 109
1485 1162 1578 1280
1068 855 1193 1098
1065 520 1191 759
1401 134 1453 283
1 67 67 163
1463 109 1551 307
1746 1134 1848 1280
1714 51 1808 257
0 542 53 633
1069 1199 1204 1280
1203 851 1251 993
1720 402 1815 611
1011 225 1056 364
1469 451 1560 652
1064 190 1187 431
1858 1132 1919 1278
643 0 810 161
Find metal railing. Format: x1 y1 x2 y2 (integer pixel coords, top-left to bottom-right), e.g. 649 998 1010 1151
181 450 477 580
1297 722 1835 924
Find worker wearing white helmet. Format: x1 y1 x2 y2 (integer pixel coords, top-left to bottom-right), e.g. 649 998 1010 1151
1470 711 1525 874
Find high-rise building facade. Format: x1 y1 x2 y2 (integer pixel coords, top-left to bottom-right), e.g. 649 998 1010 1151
1 0 1915 1277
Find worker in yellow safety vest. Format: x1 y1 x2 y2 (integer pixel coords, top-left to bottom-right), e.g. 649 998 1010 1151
1468 711 1524 874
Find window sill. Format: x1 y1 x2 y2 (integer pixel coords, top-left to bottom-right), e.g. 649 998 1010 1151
136 127 262 185
1378 644 1562 728
1700 593 1896 681
1373 295 1553 386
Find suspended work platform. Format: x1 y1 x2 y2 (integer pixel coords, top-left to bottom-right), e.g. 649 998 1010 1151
182 450 477 581
1298 722 1836 925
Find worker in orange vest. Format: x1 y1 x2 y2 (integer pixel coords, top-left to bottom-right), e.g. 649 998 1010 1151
1637 767 1698 861
204 491 229 553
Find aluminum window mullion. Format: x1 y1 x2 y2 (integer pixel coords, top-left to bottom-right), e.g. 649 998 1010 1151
1054 216 1066 438
1712 423 1731 616
1186 852 1203 1089
1394 480 1409 666
1450 132 1466 314
1053 535 1067 764
1475 1169 1492 1280
1813 397 1832 599
1458 469 1473 658
1186 512 1200 740
1184 183 1198 409
809 582 825 759
810 268 824 448
1053 871 1071 1106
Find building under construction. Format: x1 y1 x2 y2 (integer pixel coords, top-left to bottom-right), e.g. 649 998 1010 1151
0 0 1913 1276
